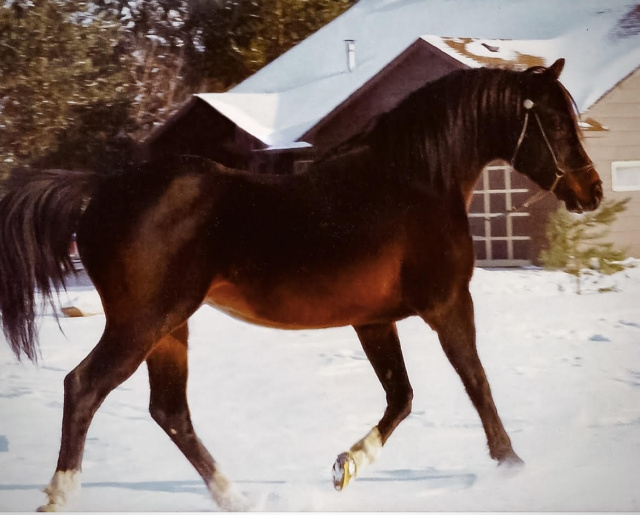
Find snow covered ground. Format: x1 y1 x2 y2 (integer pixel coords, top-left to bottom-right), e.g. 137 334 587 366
1 264 640 511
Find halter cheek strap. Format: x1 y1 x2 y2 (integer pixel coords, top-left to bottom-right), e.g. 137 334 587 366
510 98 562 190
510 98 593 194
495 98 594 219
510 104 531 170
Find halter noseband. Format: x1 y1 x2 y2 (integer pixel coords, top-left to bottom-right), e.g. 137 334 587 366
510 98 593 193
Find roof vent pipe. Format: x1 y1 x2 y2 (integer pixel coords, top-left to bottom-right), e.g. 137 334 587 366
345 39 356 72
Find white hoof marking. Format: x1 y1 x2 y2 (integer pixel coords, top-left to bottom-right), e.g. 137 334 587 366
38 470 81 512
208 470 250 511
334 426 383 490
349 426 382 474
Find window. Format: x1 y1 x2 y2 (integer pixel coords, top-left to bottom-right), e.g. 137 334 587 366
612 161 640 192
470 164 532 266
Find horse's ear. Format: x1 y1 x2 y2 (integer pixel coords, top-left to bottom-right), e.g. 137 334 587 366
547 58 565 79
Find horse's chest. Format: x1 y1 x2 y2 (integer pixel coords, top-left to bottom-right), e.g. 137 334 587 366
204 243 406 329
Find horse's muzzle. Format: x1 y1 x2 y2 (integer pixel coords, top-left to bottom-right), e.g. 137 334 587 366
557 170 603 214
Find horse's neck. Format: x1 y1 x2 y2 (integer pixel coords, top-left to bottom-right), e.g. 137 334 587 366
306 72 521 212
442 83 519 201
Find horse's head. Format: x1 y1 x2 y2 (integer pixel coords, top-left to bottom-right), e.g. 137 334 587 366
512 58 603 213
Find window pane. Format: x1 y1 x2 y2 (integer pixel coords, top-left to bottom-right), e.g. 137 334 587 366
469 194 485 213
612 161 640 191
469 217 485 237
512 216 531 237
491 240 508 260
488 169 506 190
513 240 531 260
489 193 506 213
491 216 507 237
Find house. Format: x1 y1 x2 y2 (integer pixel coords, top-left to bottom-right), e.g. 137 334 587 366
144 0 640 266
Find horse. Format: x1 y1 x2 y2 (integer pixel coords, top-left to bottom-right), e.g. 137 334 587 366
0 58 603 511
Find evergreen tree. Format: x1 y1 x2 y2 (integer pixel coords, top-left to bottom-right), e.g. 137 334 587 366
0 0 136 177
540 198 631 277
0 0 357 181
189 0 357 91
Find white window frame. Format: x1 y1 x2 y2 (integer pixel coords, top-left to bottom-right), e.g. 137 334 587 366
612 160 640 192
470 164 532 267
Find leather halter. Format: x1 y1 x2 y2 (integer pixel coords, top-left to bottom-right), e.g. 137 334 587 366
510 98 593 193
488 98 594 219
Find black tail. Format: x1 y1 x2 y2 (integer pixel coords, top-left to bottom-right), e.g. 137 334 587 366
0 168 96 362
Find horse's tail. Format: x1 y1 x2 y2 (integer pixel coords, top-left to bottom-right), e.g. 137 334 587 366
0 168 97 362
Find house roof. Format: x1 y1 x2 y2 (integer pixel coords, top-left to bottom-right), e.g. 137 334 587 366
195 0 640 147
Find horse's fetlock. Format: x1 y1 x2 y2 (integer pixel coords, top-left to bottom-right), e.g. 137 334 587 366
405 387 414 406
403 390 413 418
388 387 413 418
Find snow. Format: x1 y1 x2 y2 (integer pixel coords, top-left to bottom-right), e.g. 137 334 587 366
421 26 640 113
2 263 640 511
195 0 640 147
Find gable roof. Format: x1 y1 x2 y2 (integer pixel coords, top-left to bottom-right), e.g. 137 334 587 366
195 0 640 148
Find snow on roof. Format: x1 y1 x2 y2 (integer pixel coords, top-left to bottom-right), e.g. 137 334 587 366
197 0 640 146
421 15 640 113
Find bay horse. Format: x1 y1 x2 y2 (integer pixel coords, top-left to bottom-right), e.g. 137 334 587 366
0 58 602 511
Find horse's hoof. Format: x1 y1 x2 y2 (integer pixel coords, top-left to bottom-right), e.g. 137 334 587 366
36 504 58 512
498 452 525 468
217 492 251 512
332 452 357 491
208 470 250 511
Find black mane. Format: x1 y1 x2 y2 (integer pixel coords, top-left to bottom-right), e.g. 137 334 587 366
320 65 580 192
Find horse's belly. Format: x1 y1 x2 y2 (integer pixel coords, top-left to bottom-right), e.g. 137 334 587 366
204 249 405 329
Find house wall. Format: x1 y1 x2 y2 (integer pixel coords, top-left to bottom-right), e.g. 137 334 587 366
583 67 640 258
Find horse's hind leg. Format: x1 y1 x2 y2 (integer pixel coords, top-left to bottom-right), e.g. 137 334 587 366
425 288 523 466
333 322 413 490
39 324 158 512
146 323 246 510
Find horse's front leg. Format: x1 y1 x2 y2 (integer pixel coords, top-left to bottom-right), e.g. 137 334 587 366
332 322 413 490
424 287 523 466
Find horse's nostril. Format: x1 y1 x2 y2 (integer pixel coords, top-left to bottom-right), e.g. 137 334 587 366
589 180 603 210
593 181 603 200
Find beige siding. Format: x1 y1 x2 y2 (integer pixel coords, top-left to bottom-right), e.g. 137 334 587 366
583 67 640 258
